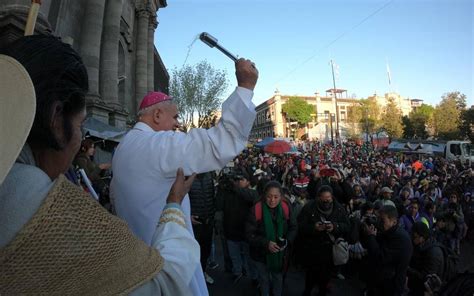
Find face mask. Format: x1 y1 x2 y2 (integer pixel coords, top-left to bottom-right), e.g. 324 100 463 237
318 201 333 211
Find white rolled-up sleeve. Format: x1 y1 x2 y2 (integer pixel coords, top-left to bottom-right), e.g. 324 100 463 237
150 87 256 177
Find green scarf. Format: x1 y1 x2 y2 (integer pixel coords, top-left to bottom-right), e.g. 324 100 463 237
263 202 284 272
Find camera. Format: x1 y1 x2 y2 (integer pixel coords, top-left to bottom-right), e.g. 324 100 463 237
425 274 442 292
362 214 378 227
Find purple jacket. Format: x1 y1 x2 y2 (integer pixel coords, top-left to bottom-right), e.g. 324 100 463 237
399 213 422 233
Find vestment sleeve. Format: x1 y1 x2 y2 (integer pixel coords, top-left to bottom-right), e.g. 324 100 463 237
151 87 256 178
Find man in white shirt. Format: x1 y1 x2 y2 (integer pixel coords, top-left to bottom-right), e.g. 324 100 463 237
111 58 258 295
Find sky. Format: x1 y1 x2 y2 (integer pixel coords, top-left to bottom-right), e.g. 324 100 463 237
154 0 473 107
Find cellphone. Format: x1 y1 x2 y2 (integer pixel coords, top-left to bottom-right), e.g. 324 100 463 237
323 221 332 225
276 237 286 248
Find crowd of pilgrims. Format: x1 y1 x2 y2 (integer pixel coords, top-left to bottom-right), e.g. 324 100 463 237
181 140 474 296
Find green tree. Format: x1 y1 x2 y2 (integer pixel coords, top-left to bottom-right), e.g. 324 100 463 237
433 92 464 139
446 91 467 110
358 97 382 140
402 104 434 139
410 112 429 138
282 97 314 125
347 103 363 139
282 97 314 139
459 107 474 142
169 61 228 131
402 115 415 138
382 98 404 140
416 104 435 136
417 104 435 118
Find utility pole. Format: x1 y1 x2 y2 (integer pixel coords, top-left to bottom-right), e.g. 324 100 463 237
330 60 340 145
329 113 334 145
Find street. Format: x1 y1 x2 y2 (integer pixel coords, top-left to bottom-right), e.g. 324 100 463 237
208 236 474 296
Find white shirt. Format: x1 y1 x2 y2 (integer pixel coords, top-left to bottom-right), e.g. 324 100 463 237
111 87 256 295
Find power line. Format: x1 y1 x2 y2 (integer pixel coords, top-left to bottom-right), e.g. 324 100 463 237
274 0 395 85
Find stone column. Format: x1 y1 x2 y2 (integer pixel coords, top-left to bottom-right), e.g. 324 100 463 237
147 14 157 92
79 0 106 101
135 7 149 107
99 0 123 108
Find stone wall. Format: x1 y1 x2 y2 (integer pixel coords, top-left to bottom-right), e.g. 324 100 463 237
0 0 169 129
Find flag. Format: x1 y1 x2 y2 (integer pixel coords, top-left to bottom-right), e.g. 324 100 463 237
386 63 392 86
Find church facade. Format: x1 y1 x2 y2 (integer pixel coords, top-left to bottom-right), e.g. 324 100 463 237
0 0 169 129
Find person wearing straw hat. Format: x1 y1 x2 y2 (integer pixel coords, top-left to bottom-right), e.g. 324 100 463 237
0 35 201 295
375 187 396 209
111 56 258 295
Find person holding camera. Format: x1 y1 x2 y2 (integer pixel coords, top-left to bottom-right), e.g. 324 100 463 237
361 205 413 296
246 181 297 296
297 185 350 296
407 222 444 296
221 170 259 283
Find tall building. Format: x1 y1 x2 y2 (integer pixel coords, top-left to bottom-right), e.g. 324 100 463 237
250 89 424 142
0 0 168 129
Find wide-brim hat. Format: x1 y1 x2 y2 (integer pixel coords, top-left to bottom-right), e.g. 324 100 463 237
0 54 36 184
419 179 430 187
380 187 394 194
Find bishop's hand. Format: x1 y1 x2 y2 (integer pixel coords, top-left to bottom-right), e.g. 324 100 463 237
235 58 258 91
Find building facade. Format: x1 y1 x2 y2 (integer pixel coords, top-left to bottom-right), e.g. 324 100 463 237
250 89 359 142
0 0 169 129
368 92 422 117
250 89 424 142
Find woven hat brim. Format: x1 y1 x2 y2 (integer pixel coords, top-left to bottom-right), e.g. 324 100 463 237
0 54 36 184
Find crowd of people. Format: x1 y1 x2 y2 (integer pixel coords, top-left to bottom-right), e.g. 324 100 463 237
1 34 473 296
188 141 474 295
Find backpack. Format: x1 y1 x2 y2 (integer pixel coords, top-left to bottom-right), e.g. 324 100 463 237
255 200 290 222
438 243 459 283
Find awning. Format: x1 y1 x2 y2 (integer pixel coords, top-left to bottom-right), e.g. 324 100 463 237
83 117 127 142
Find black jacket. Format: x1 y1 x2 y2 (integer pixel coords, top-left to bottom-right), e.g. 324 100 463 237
246 201 298 263
407 239 444 296
189 172 216 219
220 187 259 241
296 200 350 269
362 225 413 296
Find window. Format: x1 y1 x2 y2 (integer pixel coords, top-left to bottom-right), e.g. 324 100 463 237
450 144 461 156
341 111 346 121
324 110 329 119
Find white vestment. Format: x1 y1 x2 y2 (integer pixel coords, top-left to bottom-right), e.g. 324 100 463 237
0 146 201 296
111 87 256 295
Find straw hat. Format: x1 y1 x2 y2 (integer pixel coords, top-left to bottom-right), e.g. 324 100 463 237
0 54 36 184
